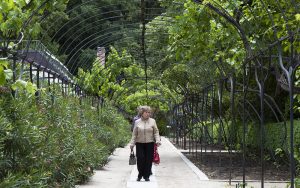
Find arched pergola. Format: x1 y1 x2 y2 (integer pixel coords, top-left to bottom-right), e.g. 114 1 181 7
0 0 299 187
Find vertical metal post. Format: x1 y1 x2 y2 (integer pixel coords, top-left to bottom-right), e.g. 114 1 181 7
52 74 55 104
288 36 295 188
79 89 82 105
255 61 265 188
65 80 68 96
211 85 214 153
97 96 100 119
35 66 40 98
260 74 265 188
141 0 148 100
195 95 199 159
42 69 45 89
275 38 295 186
183 101 187 150
176 106 179 145
47 71 51 93
61 77 64 96
218 80 223 167
289 72 295 188
229 75 236 186
205 89 208 153
242 64 247 188
191 95 194 156
30 63 33 83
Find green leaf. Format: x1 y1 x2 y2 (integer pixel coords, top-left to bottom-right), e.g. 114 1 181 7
0 60 9 86
11 79 27 90
11 79 37 95
0 59 9 68
25 82 37 94
296 14 300 21
29 22 41 37
0 67 6 85
8 0 14 9
4 69 13 80
14 0 26 7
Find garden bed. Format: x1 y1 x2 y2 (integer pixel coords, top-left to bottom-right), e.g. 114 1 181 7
183 151 290 181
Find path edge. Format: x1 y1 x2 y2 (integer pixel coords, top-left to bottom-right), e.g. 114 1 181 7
163 137 209 181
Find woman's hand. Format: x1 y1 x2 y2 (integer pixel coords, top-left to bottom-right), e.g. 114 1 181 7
156 142 161 147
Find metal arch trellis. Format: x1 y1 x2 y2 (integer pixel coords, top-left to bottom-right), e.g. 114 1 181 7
68 28 171 73
141 0 149 99
1 0 299 187
168 1 300 188
0 0 168 104
169 75 290 185
67 0 300 185
255 1 299 187
47 0 169 78
38 0 170 103
78 34 170 71
31 1 175 85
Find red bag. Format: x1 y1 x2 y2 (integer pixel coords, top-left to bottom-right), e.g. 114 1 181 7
153 143 160 164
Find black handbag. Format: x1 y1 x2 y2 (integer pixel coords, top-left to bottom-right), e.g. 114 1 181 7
129 149 136 165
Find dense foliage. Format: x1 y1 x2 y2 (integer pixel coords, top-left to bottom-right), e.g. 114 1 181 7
77 46 179 134
0 90 130 187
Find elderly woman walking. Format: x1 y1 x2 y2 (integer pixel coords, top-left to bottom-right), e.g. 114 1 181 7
130 106 161 182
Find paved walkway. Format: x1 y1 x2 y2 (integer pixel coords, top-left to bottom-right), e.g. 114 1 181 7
77 137 288 188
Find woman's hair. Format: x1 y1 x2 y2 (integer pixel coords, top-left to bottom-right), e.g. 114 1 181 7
138 105 151 116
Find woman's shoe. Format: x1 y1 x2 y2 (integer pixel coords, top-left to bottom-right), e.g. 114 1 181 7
145 178 150 181
136 177 141 181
